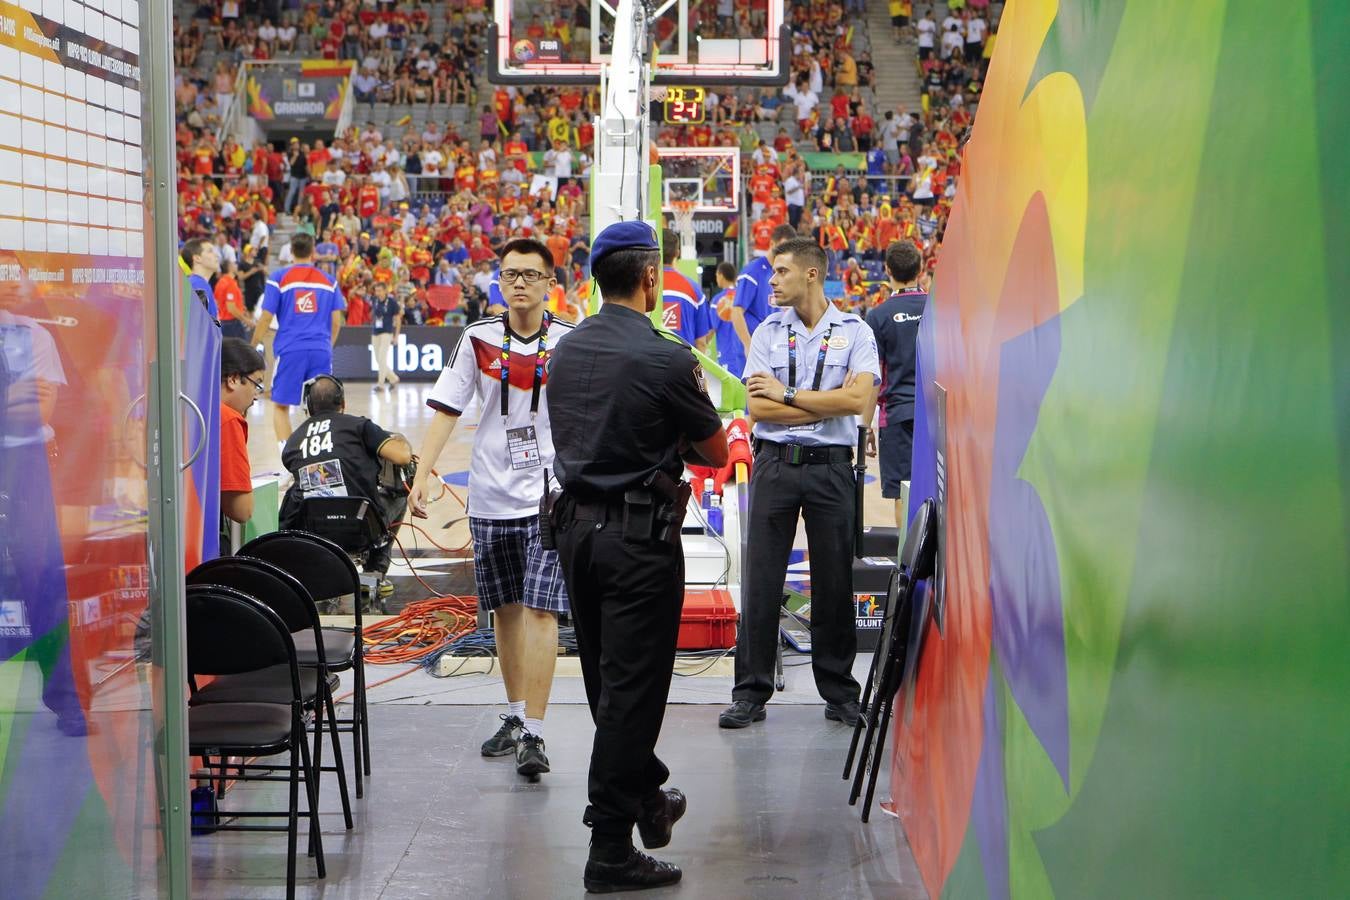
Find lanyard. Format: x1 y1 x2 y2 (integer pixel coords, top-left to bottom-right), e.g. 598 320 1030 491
500 312 551 419
787 324 834 391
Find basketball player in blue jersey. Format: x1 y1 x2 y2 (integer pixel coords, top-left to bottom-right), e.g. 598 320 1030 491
252 232 347 448
660 229 712 352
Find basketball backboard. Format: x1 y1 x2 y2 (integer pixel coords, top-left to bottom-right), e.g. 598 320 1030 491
490 0 790 85
655 147 740 214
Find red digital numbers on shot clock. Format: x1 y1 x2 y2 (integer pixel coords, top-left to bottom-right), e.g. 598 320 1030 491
663 86 706 124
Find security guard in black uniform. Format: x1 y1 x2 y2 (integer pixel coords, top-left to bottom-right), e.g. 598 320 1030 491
546 221 729 894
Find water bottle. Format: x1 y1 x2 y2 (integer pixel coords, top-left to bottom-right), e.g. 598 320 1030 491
701 478 715 509
707 495 724 536
191 777 218 835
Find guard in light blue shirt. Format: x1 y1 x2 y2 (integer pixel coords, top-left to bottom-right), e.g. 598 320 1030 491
719 237 880 731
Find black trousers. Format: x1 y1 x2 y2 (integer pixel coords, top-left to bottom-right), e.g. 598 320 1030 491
555 502 684 844
733 453 861 705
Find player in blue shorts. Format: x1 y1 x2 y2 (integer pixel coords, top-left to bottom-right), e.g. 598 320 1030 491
252 232 347 449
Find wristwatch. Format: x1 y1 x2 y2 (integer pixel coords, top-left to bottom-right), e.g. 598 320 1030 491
783 387 798 406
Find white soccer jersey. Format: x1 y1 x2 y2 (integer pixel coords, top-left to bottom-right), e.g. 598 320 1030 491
427 314 576 519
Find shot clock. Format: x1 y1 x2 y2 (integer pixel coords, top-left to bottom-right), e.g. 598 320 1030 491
663 86 707 124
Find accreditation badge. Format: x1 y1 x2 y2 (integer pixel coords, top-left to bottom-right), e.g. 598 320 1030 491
507 425 543 470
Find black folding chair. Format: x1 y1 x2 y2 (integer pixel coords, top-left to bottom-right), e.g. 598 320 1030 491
239 530 373 797
297 495 392 613
185 585 324 899
844 498 938 822
187 557 353 830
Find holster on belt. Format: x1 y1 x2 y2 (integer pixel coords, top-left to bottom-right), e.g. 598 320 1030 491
538 470 563 550
622 469 691 547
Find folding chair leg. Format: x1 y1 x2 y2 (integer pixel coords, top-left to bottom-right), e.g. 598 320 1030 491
350 666 365 798
862 690 897 824
298 721 326 879
325 687 354 829
844 649 882 780
850 686 884 806
359 659 372 777
286 725 301 900
309 700 324 858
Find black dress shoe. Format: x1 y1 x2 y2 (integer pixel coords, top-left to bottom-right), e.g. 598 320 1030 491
637 788 686 849
718 700 766 729
824 700 861 727
584 848 682 894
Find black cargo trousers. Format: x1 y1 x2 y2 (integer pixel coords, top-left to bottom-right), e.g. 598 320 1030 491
554 496 685 847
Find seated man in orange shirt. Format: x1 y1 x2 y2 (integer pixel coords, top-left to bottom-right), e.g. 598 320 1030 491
219 338 267 549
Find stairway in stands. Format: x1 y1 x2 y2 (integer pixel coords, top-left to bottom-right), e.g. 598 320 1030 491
865 1 925 118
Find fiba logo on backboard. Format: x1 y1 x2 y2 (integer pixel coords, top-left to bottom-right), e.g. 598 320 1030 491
295 290 317 313
512 39 536 62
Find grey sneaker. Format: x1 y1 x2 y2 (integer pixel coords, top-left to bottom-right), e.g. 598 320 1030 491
481 714 523 757
516 733 550 777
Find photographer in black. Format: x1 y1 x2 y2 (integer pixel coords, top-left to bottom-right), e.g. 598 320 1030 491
278 375 414 595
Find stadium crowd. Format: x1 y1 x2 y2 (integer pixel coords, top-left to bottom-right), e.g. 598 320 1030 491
172 0 990 328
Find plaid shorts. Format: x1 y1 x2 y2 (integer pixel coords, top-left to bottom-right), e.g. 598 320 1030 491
469 516 570 614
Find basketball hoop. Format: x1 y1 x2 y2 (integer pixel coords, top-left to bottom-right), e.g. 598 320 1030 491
672 199 697 259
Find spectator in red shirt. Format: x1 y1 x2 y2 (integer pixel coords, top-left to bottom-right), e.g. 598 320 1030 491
219 338 266 528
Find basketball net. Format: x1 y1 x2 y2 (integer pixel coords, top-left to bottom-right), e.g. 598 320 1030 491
672 200 697 259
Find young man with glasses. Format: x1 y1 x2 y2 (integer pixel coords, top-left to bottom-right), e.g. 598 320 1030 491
410 237 576 779
219 338 266 549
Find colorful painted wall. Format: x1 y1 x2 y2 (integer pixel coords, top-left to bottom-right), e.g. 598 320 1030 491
897 1 1349 897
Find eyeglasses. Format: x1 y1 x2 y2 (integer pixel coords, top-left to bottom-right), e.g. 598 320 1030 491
498 268 549 284
244 375 265 394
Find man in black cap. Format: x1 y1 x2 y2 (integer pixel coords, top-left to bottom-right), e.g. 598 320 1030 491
547 220 729 893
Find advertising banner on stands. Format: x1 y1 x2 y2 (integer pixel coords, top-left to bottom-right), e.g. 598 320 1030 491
332 325 463 382
244 60 353 139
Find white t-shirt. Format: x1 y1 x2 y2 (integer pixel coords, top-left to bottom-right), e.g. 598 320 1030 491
250 219 270 248
792 90 819 120
916 18 936 47
0 311 67 447
553 150 573 177
942 29 964 56
967 18 987 42
427 315 576 519
942 15 962 35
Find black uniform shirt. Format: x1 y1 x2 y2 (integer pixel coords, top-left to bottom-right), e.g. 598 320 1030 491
547 304 722 498
279 411 394 525
865 289 927 422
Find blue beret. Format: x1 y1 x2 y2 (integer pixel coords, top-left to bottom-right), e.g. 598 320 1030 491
590 220 660 269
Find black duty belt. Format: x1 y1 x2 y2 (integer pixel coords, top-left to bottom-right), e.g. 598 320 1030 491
569 498 626 521
755 440 853 465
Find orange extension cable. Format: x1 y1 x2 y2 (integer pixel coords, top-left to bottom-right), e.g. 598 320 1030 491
359 471 478 667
